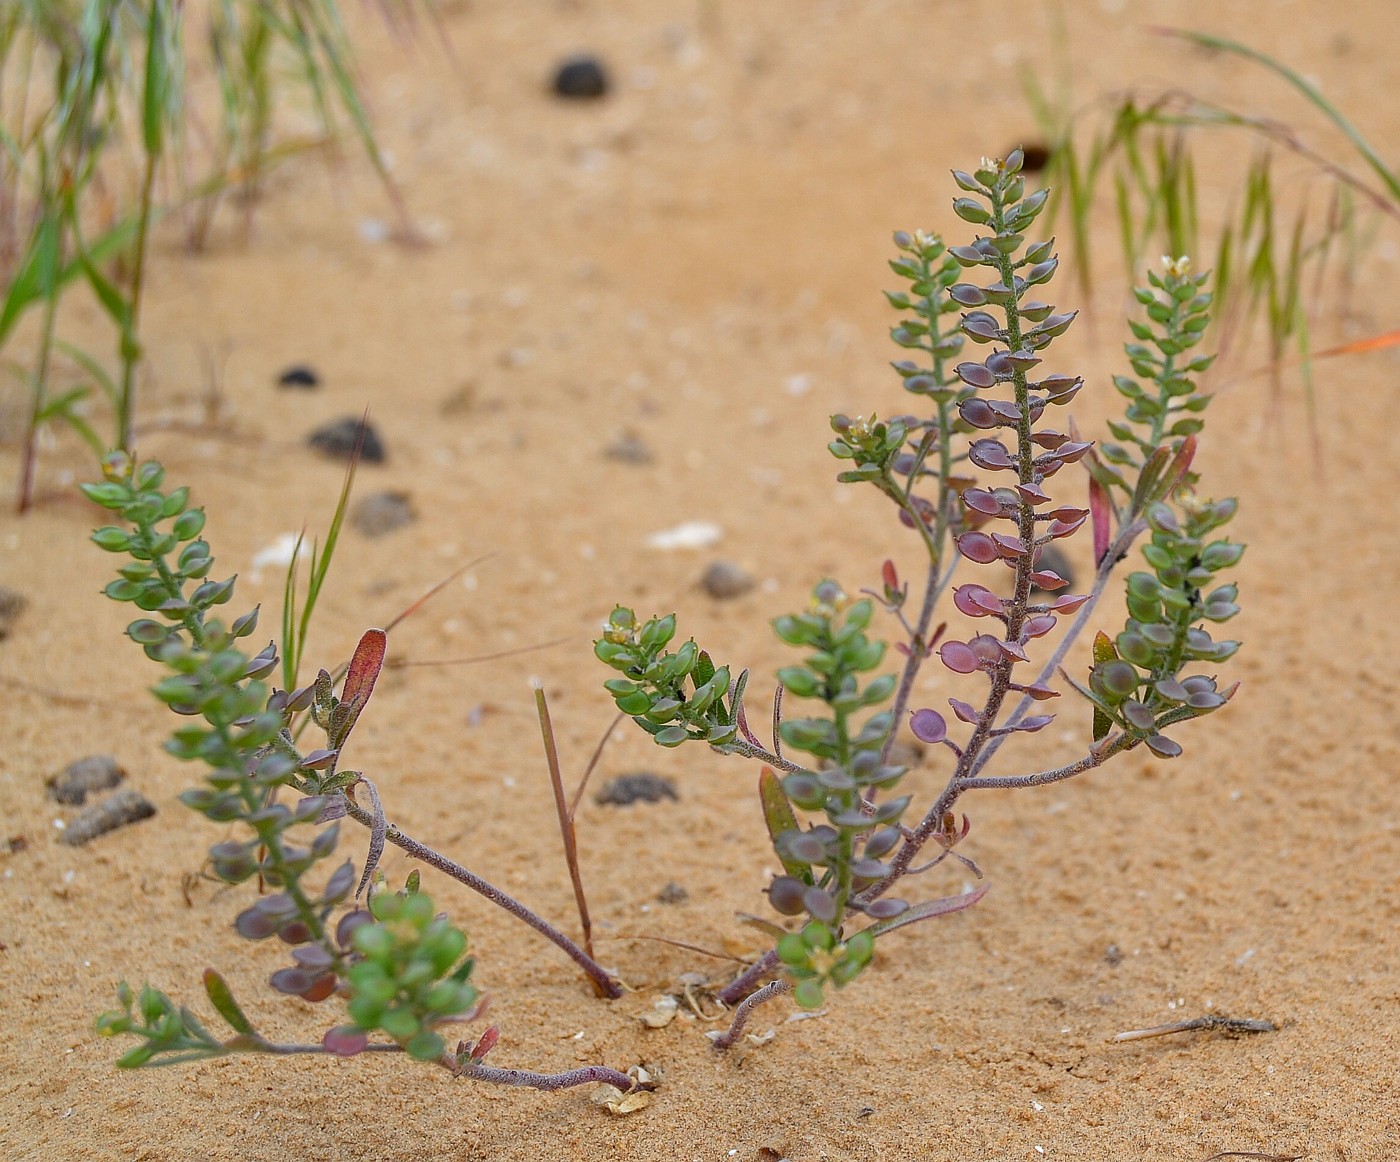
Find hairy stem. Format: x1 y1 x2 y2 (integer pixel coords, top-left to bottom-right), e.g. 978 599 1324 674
338 796 622 999
716 948 780 1006
451 1059 634 1092
708 979 792 1050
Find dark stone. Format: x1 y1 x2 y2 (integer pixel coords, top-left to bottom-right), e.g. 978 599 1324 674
657 881 689 905
700 560 754 599
60 788 156 846
1104 943 1123 967
307 417 386 463
48 755 125 805
602 431 653 464
553 54 609 99
595 772 678 807
277 364 321 389
1017 143 1051 173
351 491 415 537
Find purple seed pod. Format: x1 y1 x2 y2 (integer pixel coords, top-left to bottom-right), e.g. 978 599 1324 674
939 641 981 674
324 1027 368 1057
955 360 997 388
969 635 1005 665
962 312 1002 341
948 699 982 724
269 967 317 996
1021 614 1057 640
909 708 948 743
864 898 909 920
767 876 808 916
335 909 373 949
969 440 1015 471
990 533 1027 559
962 487 1007 516
803 886 838 923
956 532 1000 564
958 398 1002 429
1145 734 1182 759
952 584 1004 618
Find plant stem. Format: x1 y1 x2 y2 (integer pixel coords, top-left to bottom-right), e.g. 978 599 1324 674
451 1058 634 1091
337 796 622 999
716 948 780 1006
16 271 60 513
119 145 159 453
535 686 597 969
708 979 791 1049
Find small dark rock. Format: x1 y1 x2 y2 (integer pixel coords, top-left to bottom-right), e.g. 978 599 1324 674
552 54 609 99
657 881 689 905
603 431 654 464
277 364 321 389
307 417 386 463
1016 143 1051 174
60 788 156 846
1032 544 1075 594
351 491 415 537
48 755 125 806
1104 943 1123 967
595 772 678 807
3 835 28 855
0 585 26 639
700 560 754 600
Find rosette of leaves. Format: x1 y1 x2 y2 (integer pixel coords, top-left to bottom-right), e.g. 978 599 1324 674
1077 495 1241 759
594 607 742 748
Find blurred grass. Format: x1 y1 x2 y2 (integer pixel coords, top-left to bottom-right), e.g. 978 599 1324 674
1023 28 1398 419
1 0 419 511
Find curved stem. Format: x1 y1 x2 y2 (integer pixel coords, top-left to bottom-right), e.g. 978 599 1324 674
709 979 792 1050
452 1059 634 1092
339 797 622 999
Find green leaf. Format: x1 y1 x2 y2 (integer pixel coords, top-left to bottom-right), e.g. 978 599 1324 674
202 969 255 1036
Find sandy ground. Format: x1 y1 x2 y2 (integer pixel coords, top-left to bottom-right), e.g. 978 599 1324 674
3 1 1400 1159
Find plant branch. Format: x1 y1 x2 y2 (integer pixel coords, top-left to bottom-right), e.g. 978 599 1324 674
708 979 791 1049
338 796 622 999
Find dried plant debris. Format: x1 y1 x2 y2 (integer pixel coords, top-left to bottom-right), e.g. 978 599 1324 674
700 560 755 599
0 586 26 638
595 773 678 807
1112 1015 1276 1042
350 491 415 537
307 416 386 463
48 755 125 805
591 1064 658 1116
276 364 320 389
60 789 156 846
639 994 679 1029
552 54 609 99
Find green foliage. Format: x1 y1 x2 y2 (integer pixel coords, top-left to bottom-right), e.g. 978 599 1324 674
594 607 741 748
339 887 478 1063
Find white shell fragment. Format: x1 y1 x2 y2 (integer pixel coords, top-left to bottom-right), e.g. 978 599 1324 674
646 521 722 550
639 994 679 1029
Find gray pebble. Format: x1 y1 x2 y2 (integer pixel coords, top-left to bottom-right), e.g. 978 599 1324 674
48 755 125 805
553 55 609 99
277 364 320 389
657 881 689 905
60 788 156 846
603 431 653 465
700 560 754 599
351 491 415 537
595 772 678 806
307 417 385 463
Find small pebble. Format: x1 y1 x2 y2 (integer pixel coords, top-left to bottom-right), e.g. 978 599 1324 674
657 881 689 905
596 773 678 807
1104 943 1123 967
48 755 125 806
700 560 754 599
351 491 415 537
60 789 156 846
0 585 26 639
552 54 609 99
603 431 654 465
1015 143 1051 174
1032 544 1075 594
277 364 320 389
307 417 386 463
